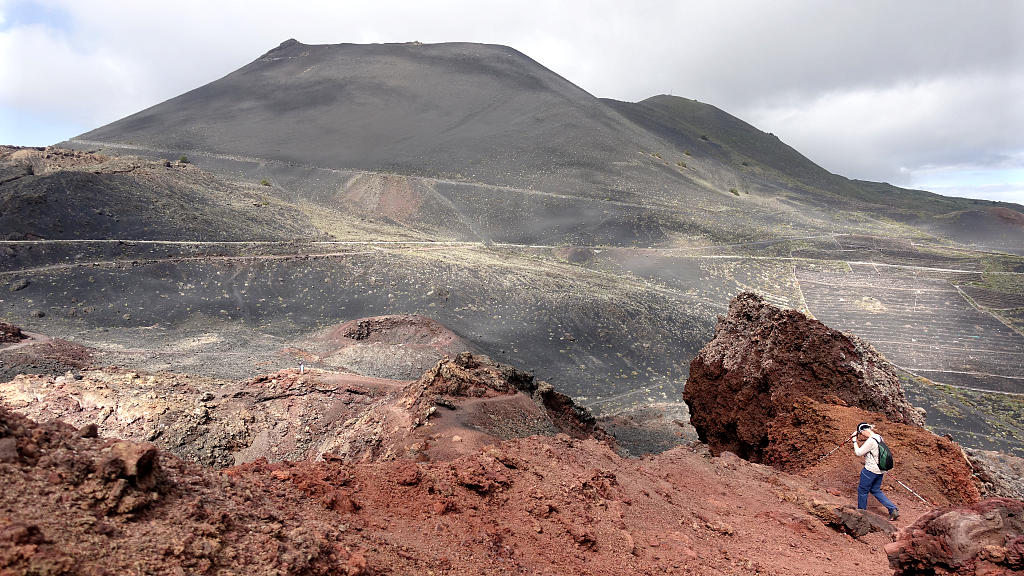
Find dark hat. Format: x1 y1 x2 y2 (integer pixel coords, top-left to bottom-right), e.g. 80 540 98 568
857 422 873 432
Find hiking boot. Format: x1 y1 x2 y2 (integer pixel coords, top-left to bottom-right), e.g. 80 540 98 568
888 508 899 521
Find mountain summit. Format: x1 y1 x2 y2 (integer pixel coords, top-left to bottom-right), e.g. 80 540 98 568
79 40 663 196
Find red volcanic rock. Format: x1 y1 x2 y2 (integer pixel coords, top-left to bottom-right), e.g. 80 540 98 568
0 322 25 344
886 498 1024 575
230 431 912 576
0 406 359 575
684 292 923 463
402 351 606 442
408 350 520 401
0 381 958 575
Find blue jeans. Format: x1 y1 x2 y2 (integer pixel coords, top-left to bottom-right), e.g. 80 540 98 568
858 468 897 512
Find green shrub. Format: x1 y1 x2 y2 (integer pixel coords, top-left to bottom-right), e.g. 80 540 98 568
178 155 190 164
684 150 692 156
730 188 740 196
676 161 686 169
260 179 270 186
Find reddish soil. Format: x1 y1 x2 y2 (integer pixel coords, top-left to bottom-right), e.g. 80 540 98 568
0 330 94 381
2 400 919 576
342 174 424 224
0 406 359 575
321 315 468 351
771 400 980 507
989 206 1024 227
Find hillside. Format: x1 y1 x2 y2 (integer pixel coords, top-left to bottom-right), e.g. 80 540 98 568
2 299 1021 575
77 41 672 200
63 40 1022 250
0 39 1019 456
613 95 1024 250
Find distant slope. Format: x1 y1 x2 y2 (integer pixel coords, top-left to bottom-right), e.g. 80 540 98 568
17 39 1019 434
78 40 677 200
70 40 1024 252
609 95 1024 252
606 94 846 195
0 147 319 241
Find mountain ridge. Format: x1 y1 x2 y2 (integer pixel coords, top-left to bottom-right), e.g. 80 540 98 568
67 40 1023 253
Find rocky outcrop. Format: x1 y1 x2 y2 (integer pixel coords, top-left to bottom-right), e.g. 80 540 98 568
0 322 25 344
0 405 361 575
967 449 1024 501
0 333 94 382
684 292 923 463
402 351 607 442
683 292 981 507
292 314 477 380
0 353 606 468
885 498 1024 575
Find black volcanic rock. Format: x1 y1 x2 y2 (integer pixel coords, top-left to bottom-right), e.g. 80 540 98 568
66 40 1024 251
0 147 321 241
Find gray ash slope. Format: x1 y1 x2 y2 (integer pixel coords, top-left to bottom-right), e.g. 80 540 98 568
0 149 320 241
79 41 672 200
71 40 1024 251
1 40 1020 454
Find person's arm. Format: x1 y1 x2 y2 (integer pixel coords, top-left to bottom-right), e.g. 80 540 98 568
854 437 876 457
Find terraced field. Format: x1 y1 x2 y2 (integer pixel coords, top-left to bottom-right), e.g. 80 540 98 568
795 263 1024 394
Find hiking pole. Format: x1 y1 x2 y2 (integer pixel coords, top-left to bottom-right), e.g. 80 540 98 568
817 433 856 461
893 477 931 506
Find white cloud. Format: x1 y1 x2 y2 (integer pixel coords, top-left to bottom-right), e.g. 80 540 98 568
908 165 1024 205
741 72 1024 187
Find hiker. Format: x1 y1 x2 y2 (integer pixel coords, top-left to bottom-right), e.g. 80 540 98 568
852 422 899 520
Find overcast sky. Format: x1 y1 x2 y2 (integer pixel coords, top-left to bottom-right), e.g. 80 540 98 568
2 0 1022 204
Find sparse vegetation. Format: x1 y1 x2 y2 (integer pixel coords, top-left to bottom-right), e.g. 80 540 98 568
178 155 190 164
676 161 686 169
684 150 692 156
260 179 271 187
730 188 739 196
